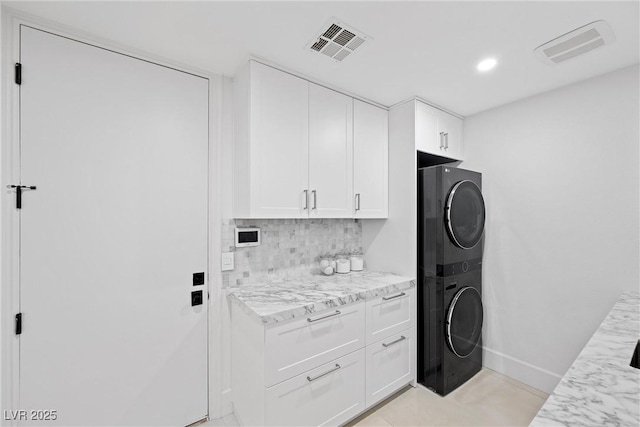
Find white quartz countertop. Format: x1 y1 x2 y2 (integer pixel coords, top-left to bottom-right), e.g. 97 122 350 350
530 291 640 426
227 270 415 325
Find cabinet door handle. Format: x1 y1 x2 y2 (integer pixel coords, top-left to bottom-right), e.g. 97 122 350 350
382 292 406 301
355 193 361 211
311 190 317 210
306 364 341 382
303 190 308 210
307 310 341 323
439 132 445 149
445 133 449 149
382 335 406 348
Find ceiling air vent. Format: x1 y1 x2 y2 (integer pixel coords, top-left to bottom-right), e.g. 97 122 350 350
306 19 371 62
534 20 615 65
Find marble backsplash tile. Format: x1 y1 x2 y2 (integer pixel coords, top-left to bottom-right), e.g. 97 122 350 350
221 218 362 287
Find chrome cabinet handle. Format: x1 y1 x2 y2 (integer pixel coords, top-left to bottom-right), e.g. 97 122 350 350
311 190 317 210
382 336 406 348
439 132 445 149
303 190 308 210
307 310 341 323
307 364 341 382
382 292 406 301
355 193 361 211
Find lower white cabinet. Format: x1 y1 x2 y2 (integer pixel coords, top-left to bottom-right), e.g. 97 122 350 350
231 288 416 427
266 349 366 427
265 303 365 387
365 329 415 408
365 288 414 345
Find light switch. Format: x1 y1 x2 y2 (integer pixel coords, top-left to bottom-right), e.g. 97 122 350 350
221 252 234 271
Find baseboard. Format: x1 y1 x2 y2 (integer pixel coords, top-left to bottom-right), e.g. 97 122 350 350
482 347 562 394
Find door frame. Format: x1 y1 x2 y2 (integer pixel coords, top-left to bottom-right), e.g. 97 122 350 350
0 8 224 425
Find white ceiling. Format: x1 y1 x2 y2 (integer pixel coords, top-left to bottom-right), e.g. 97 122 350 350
4 1 639 116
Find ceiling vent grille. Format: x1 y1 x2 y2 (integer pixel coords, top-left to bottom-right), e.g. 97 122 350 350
534 21 615 65
307 19 371 62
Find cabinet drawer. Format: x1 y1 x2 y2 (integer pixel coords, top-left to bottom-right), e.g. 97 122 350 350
365 288 414 344
265 349 365 427
265 302 365 386
365 329 414 408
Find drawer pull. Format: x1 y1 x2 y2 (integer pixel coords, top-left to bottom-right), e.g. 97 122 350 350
306 364 341 382
382 335 406 348
307 310 341 323
382 292 406 301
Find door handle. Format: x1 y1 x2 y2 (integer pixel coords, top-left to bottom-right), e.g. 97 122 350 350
355 193 361 211
439 132 445 149
306 364 341 382
382 292 406 301
311 190 317 210
307 310 341 323
7 185 37 209
303 190 309 210
382 335 406 348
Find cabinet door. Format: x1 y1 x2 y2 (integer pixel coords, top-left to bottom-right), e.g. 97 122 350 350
265 349 366 427
415 101 442 156
438 113 463 160
365 329 414 408
354 100 388 218
309 83 353 218
365 288 414 345
264 302 365 387
250 62 309 218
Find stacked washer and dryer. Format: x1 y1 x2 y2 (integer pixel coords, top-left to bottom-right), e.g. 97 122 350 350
417 166 486 396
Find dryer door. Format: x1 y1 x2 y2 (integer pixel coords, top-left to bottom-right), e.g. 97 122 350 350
445 180 485 249
446 287 483 358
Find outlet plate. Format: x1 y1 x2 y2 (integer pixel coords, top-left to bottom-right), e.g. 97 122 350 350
221 252 234 271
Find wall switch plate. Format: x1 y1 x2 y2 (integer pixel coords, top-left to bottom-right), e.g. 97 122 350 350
221 252 234 271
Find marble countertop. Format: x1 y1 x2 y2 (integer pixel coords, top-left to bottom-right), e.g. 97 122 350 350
531 291 640 426
227 270 415 325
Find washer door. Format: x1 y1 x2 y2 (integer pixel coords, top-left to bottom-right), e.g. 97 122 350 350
445 180 485 249
446 287 483 358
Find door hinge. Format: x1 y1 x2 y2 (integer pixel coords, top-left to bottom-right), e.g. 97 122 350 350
15 63 22 85
15 313 22 335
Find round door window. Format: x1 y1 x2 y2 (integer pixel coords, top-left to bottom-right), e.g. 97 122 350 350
446 287 483 358
445 180 485 249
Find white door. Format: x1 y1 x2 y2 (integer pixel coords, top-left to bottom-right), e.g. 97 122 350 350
309 84 353 218
353 100 388 218
18 26 208 426
249 61 309 218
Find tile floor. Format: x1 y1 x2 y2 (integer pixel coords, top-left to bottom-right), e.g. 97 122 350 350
347 369 547 427
204 368 548 427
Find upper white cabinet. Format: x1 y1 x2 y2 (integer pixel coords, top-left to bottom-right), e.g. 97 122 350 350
233 60 389 219
233 61 309 218
415 100 463 160
354 100 389 219
309 84 354 218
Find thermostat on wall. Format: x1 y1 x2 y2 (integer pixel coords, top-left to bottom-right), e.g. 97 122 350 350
235 227 261 247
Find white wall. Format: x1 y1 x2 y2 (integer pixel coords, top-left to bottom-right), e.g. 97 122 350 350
463 65 640 393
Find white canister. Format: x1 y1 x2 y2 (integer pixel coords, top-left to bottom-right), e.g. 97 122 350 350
336 258 351 274
350 253 364 271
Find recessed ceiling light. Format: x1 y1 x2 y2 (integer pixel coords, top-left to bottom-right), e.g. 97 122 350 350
477 58 497 72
